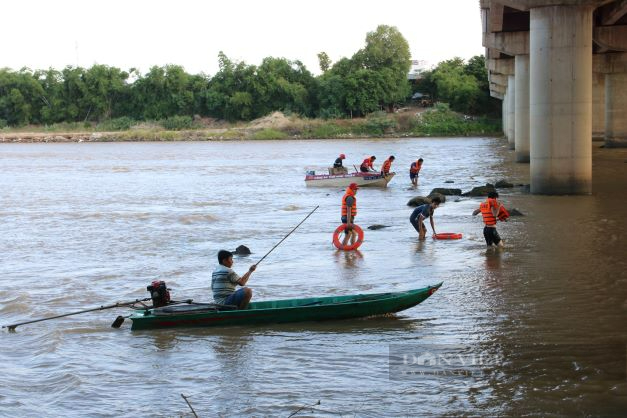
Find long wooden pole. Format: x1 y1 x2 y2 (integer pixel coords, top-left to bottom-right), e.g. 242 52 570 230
255 206 319 266
181 394 199 418
2 298 151 331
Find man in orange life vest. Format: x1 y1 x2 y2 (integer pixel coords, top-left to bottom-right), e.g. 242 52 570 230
472 191 507 247
409 158 423 186
360 156 376 172
381 155 395 176
341 182 359 247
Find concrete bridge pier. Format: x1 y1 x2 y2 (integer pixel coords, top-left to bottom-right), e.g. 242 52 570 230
605 73 627 147
592 72 606 141
530 5 593 194
507 76 516 149
502 96 508 136
515 55 530 162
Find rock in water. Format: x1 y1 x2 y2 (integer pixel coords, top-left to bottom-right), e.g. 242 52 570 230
509 208 525 216
495 179 514 188
462 184 497 197
444 180 454 183
368 224 390 230
234 245 251 255
429 187 462 196
427 192 446 203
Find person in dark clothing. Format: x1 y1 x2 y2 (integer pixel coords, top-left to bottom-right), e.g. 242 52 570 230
334 153 346 168
409 196 441 240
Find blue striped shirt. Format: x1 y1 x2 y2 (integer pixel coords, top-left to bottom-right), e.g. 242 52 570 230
211 265 241 304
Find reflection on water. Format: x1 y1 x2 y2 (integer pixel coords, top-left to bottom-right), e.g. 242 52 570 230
0 140 626 416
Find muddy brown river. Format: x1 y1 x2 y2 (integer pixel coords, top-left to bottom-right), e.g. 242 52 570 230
1 138 626 417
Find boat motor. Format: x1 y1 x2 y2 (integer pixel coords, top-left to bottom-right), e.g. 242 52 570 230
147 280 171 308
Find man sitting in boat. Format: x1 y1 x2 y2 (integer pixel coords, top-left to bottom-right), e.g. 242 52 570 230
330 153 348 175
360 156 376 173
381 155 395 176
212 250 256 309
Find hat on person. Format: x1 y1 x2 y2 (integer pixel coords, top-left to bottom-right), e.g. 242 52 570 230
339 153 346 159
349 182 359 190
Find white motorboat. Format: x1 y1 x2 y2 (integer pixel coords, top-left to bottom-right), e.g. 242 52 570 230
304 170 395 187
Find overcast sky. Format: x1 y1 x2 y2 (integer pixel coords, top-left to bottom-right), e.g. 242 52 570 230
2 0 484 76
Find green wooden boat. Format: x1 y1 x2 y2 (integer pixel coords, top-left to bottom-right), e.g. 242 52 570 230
129 283 442 330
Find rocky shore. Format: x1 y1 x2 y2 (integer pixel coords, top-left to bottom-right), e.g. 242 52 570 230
0 132 112 143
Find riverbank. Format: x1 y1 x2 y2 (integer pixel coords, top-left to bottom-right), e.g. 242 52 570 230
0 106 502 143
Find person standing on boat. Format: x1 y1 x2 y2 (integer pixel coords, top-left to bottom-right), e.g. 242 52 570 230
341 183 359 247
409 196 441 240
472 191 506 248
212 250 256 309
409 158 423 186
381 156 395 176
360 156 376 172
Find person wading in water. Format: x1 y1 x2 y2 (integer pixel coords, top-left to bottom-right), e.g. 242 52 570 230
341 183 359 247
472 191 507 248
409 158 423 186
409 196 441 240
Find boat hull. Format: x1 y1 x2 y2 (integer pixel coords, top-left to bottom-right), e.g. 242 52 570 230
129 283 442 330
305 172 395 187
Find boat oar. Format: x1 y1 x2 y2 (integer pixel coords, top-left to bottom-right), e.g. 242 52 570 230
255 205 319 267
2 298 151 331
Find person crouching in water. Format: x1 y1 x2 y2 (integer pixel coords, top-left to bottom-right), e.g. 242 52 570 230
212 250 256 309
472 191 506 248
341 182 359 247
381 155 395 176
410 196 441 240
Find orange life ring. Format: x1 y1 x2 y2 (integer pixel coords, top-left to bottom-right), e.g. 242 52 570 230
332 224 364 251
497 206 510 221
433 232 463 240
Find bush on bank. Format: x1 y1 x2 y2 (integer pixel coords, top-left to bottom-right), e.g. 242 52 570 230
96 117 135 131
2 106 502 141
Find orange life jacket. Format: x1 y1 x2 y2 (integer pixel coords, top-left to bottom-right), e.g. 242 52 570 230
410 161 422 174
480 199 498 226
361 158 373 169
382 159 392 174
341 188 357 218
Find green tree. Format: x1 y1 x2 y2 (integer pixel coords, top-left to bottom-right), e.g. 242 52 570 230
357 25 411 111
35 68 66 124
415 56 500 116
0 68 45 126
82 65 129 120
132 65 197 119
317 52 331 73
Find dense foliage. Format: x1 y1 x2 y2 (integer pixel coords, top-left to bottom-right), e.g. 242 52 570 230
414 56 500 116
0 25 497 128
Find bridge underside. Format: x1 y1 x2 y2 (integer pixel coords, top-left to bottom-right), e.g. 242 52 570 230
481 0 627 194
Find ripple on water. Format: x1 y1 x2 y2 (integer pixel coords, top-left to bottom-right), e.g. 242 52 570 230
177 214 219 224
